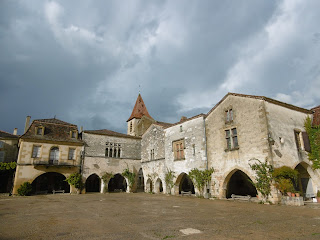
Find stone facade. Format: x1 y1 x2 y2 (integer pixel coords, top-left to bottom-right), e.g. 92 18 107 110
82 131 141 193
10 93 320 202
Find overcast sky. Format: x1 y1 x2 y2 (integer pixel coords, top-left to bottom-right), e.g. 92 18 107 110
1 0 320 135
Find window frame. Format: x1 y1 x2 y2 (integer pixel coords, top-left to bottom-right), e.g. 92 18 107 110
173 139 185 161
49 147 60 164
35 127 44 136
68 148 76 160
225 127 239 151
32 145 41 158
225 109 234 123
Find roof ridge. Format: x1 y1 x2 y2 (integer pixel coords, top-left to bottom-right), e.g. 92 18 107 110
34 118 77 126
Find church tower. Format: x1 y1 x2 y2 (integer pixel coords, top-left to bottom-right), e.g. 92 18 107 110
127 94 154 136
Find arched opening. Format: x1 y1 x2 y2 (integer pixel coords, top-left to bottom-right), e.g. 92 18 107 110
108 174 127 192
176 173 195 194
32 172 69 194
226 170 257 198
85 174 100 193
49 147 59 164
146 178 153 193
155 178 163 193
295 163 315 199
137 168 144 192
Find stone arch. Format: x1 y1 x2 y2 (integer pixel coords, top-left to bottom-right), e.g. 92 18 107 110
223 169 257 198
137 168 145 192
146 178 153 193
155 178 163 193
85 174 101 193
293 162 318 199
108 173 127 192
174 172 195 195
31 172 70 194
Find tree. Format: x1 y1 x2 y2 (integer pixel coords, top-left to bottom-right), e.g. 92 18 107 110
249 158 274 201
164 168 175 194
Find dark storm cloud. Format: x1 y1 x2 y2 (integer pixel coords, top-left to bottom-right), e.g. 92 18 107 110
1 0 319 135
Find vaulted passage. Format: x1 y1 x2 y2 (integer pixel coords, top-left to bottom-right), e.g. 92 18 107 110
295 163 314 199
155 178 163 193
137 168 144 192
179 174 195 194
85 174 100 193
32 172 70 194
108 174 127 192
226 170 257 198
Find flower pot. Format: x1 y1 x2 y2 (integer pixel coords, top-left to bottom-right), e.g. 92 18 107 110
317 197 320 203
291 193 295 197
287 192 292 197
295 193 300 197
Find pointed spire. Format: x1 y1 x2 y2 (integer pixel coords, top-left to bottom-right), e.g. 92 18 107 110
127 94 153 122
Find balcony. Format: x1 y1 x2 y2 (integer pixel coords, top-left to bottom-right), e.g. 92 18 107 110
32 159 79 167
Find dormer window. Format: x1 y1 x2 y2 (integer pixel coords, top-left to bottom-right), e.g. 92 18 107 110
70 130 77 139
225 109 233 123
35 127 44 136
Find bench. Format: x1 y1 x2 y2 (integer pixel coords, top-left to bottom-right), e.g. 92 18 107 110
231 194 251 201
52 190 65 194
181 191 192 196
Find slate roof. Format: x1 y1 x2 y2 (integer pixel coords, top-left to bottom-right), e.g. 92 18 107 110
83 129 141 139
0 130 19 139
21 118 83 144
127 94 153 122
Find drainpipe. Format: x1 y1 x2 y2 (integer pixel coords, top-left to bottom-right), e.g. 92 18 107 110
203 116 208 170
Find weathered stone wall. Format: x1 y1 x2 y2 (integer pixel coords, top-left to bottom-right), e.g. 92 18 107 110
265 102 320 194
83 133 141 159
0 139 18 162
164 116 207 194
206 95 270 198
13 140 82 194
82 132 141 192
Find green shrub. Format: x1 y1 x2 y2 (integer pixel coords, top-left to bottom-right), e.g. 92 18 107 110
17 182 32 196
122 168 135 189
274 179 295 194
273 166 298 194
65 172 83 189
317 190 320 198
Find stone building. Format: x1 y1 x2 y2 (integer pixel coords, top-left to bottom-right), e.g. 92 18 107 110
81 129 141 193
11 93 320 201
0 129 19 193
12 117 83 194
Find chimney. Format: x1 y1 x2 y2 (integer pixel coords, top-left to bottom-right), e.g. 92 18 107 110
80 126 83 133
24 116 31 133
180 116 187 122
13 128 18 135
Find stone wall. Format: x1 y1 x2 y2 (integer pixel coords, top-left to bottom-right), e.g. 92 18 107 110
206 95 270 198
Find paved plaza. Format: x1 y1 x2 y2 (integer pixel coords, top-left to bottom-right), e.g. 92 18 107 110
1 193 320 240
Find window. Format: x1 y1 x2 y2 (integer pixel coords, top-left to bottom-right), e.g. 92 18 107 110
0 141 4 148
32 145 41 158
49 147 59 164
294 130 311 152
36 127 44 135
180 125 183 132
105 142 121 158
225 128 239 150
192 144 196 156
70 131 77 138
225 109 233 123
173 139 185 160
0 151 4 162
68 148 76 160
150 149 155 160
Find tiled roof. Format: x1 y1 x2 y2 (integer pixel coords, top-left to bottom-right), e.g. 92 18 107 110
84 129 141 139
33 118 77 126
127 94 153 122
0 130 19 139
153 121 174 128
207 92 313 116
164 114 206 129
21 118 83 144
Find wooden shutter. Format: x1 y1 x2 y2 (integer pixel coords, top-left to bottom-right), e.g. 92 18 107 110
302 132 311 152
